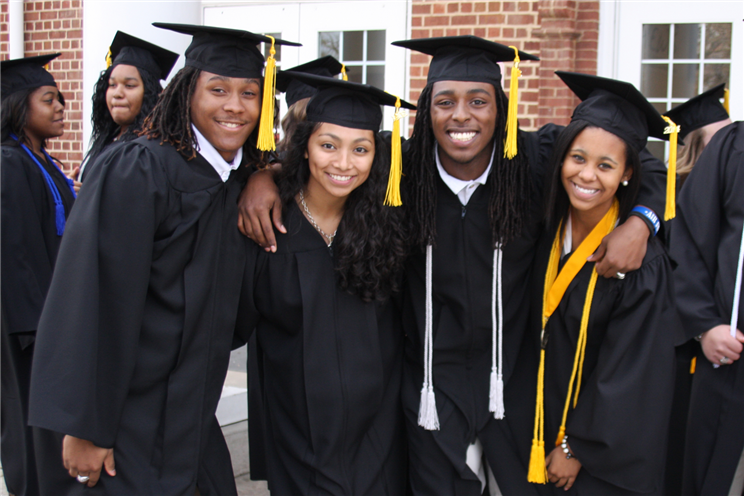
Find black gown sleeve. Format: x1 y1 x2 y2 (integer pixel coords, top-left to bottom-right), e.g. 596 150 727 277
28 144 169 447
636 148 669 236
567 243 676 493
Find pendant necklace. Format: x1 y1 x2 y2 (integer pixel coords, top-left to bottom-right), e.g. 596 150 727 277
299 189 337 247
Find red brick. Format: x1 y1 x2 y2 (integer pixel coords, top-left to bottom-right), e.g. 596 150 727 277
479 14 505 24
412 28 431 38
461 2 473 12
446 28 458 36
412 16 422 26
412 3 432 14
507 14 535 24
488 27 501 37
459 27 473 35
452 14 476 25
424 15 449 26
474 27 486 37
447 2 459 13
503 2 516 11
488 2 501 12
474 2 487 11
433 3 446 13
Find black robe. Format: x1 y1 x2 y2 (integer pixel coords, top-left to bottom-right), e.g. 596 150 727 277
1 144 76 496
400 126 670 496
670 121 744 496
235 202 406 496
27 136 247 495
528 236 676 495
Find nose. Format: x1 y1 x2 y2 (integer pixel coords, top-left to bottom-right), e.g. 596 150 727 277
451 99 470 123
223 91 246 114
577 163 596 182
334 149 353 171
111 84 124 99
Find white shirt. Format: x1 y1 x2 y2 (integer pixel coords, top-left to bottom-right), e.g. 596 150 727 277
191 125 243 182
434 142 495 206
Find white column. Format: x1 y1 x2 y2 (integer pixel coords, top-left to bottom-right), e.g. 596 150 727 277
9 0 25 59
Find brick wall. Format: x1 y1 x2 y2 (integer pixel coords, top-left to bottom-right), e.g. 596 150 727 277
1 0 84 172
409 0 599 131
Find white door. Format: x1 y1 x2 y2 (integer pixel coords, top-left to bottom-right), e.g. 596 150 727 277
202 1 410 133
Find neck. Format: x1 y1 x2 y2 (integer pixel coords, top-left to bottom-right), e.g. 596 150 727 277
117 125 129 139
25 133 44 157
299 181 346 242
438 139 493 181
569 204 612 249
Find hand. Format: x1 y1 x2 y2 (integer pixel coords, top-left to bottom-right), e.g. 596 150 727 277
546 445 582 491
68 166 82 193
62 435 116 487
700 325 744 365
589 215 648 278
237 168 285 252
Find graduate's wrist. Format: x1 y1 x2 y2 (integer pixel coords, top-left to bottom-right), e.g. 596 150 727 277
628 206 659 237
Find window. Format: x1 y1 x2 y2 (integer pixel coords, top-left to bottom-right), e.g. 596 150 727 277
260 32 283 68
318 30 386 89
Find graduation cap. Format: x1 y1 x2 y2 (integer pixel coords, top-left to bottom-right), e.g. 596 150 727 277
664 83 729 144
556 70 677 220
276 56 345 108
1 53 60 99
392 36 540 159
153 22 301 152
107 31 179 81
282 70 416 206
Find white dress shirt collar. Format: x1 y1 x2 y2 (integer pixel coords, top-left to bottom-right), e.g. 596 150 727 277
191 124 242 182
434 142 495 205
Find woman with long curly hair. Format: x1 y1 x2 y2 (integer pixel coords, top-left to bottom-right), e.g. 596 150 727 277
235 72 413 495
79 31 178 180
1 53 77 496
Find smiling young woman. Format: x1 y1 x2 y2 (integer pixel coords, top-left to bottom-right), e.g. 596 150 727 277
234 72 413 495
1 53 77 496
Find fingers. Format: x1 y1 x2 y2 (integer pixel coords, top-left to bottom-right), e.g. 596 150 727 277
70 166 80 180
586 241 606 263
563 475 576 491
86 465 103 487
271 199 286 234
104 449 116 476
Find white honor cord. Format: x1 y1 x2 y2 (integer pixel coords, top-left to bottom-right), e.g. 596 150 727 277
730 222 744 338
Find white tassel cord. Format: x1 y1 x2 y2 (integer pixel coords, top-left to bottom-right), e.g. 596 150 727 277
418 244 440 430
489 245 505 419
730 222 744 338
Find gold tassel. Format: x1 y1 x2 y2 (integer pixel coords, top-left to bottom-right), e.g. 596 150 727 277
723 88 730 114
662 116 680 221
257 35 277 152
690 356 697 374
106 48 112 69
384 97 405 207
341 64 348 81
527 347 547 484
503 46 521 159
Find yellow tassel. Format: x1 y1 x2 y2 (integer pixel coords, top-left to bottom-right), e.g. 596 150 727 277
257 35 277 152
341 64 348 81
690 356 697 374
384 97 405 207
662 116 679 221
723 88 730 114
528 348 547 484
503 46 521 159
105 48 112 69
555 426 566 447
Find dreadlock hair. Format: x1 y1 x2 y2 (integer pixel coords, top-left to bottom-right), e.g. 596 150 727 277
403 82 532 249
84 65 162 165
544 119 642 236
277 120 409 302
142 65 264 166
1 86 66 147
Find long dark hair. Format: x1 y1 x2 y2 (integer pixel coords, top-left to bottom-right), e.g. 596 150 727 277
84 65 162 163
403 82 533 248
1 87 65 147
544 120 642 235
277 120 409 302
142 65 263 165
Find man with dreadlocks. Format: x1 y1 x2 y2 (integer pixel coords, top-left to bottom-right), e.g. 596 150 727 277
237 36 668 495
27 24 299 495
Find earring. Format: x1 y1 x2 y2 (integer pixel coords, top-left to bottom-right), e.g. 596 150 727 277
622 180 629 187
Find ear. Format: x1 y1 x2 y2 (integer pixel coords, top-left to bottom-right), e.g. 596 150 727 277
621 168 633 183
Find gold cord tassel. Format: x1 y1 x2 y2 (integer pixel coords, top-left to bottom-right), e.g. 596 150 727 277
690 356 697 374
662 116 680 221
723 88 730 114
503 46 521 159
341 64 348 81
527 347 547 483
384 97 404 207
258 36 277 152
105 48 112 69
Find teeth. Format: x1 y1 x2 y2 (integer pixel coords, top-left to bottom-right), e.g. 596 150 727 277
573 183 598 194
449 131 476 142
220 122 241 129
329 174 352 182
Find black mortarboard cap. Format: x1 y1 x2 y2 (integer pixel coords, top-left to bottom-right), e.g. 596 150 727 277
153 23 301 79
276 56 344 108
282 71 415 131
664 83 729 144
1 53 60 99
108 31 179 81
392 36 539 88
556 71 668 152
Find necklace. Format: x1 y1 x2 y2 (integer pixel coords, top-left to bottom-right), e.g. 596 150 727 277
299 189 337 246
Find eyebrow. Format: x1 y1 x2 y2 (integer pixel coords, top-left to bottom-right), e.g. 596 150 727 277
432 88 492 99
207 76 261 85
41 91 57 98
318 133 373 145
570 148 619 165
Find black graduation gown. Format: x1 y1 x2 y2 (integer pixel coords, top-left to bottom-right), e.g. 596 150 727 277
27 136 247 496
529 236 676 495
235 202 406 496
670 121 744 496
400 125 671 496
1 144 76 496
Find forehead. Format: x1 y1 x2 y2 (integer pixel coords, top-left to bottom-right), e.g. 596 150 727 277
30 85 60 97
110 64 142 80
571 126 627 155
431 80 496 97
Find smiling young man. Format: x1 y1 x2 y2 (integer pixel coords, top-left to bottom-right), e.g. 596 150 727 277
27 24 299 495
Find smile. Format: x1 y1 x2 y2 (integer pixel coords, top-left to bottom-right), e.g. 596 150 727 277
448 131 477 143
572 182 599 196
218 121 244 129
327 173 354 183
